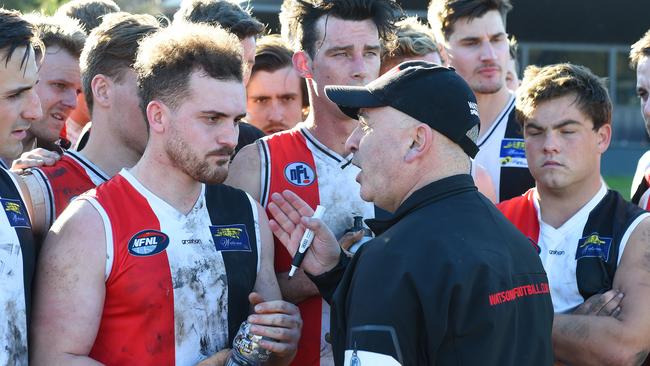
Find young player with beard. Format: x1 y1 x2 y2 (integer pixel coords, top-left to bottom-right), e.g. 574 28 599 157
174 0 268 154
31 22 301 366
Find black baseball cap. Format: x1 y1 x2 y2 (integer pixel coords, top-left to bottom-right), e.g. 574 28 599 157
325 61 481 158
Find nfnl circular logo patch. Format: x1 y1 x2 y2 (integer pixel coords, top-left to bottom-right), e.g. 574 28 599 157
284 162 315 186
128 229 170 257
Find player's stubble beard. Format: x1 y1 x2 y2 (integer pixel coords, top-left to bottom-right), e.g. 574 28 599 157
165 122 234 185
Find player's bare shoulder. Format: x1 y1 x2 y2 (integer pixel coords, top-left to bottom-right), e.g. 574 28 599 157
226 142 262 201
618 215 650 274
45 195 106 257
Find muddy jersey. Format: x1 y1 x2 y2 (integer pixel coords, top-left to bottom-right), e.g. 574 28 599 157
498 184 648 312
0 168 36 366
30 150 109 228
80 169 261 365
258 125 374 366
475 95 535 202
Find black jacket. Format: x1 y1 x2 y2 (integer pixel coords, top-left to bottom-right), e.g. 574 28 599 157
310 174 554 366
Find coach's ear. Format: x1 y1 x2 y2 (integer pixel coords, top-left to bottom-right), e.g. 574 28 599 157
404 123 433 163
293 51 313 79
146 100 170 134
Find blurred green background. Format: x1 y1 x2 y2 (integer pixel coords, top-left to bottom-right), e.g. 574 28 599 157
605 176 633 200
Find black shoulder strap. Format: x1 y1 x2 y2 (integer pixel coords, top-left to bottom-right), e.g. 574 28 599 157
204 183 259 344
631 176 650 205
0 169 36 331
576 190 646 299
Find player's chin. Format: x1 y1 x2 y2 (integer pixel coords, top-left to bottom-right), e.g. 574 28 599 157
198 169 228 185
539 174 569 191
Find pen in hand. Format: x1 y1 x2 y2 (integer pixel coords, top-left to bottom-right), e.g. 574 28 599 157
288 205 327 279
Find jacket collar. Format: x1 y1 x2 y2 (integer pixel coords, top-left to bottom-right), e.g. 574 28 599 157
366 174 476 235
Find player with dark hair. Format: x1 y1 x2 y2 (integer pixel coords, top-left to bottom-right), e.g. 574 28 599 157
247 34 307 134
0 8 43 365
31 22 301 365
428 0 534 202
56 0 120 34
226 0 402 364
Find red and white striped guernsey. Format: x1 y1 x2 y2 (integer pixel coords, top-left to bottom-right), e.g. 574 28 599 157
30 150 109 228
258 125 374 366
80 169 261 365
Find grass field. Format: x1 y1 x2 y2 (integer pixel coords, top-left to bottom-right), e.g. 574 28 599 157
604 176 634 200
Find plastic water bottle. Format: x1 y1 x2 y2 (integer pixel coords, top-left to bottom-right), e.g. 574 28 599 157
225 321 272 366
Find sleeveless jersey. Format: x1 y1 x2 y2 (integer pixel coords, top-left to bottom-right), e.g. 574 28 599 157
30 150 109 228
498 185 648 312
475 95 535 202
80 170 260 365
0 168 35 366
258 125 374 366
